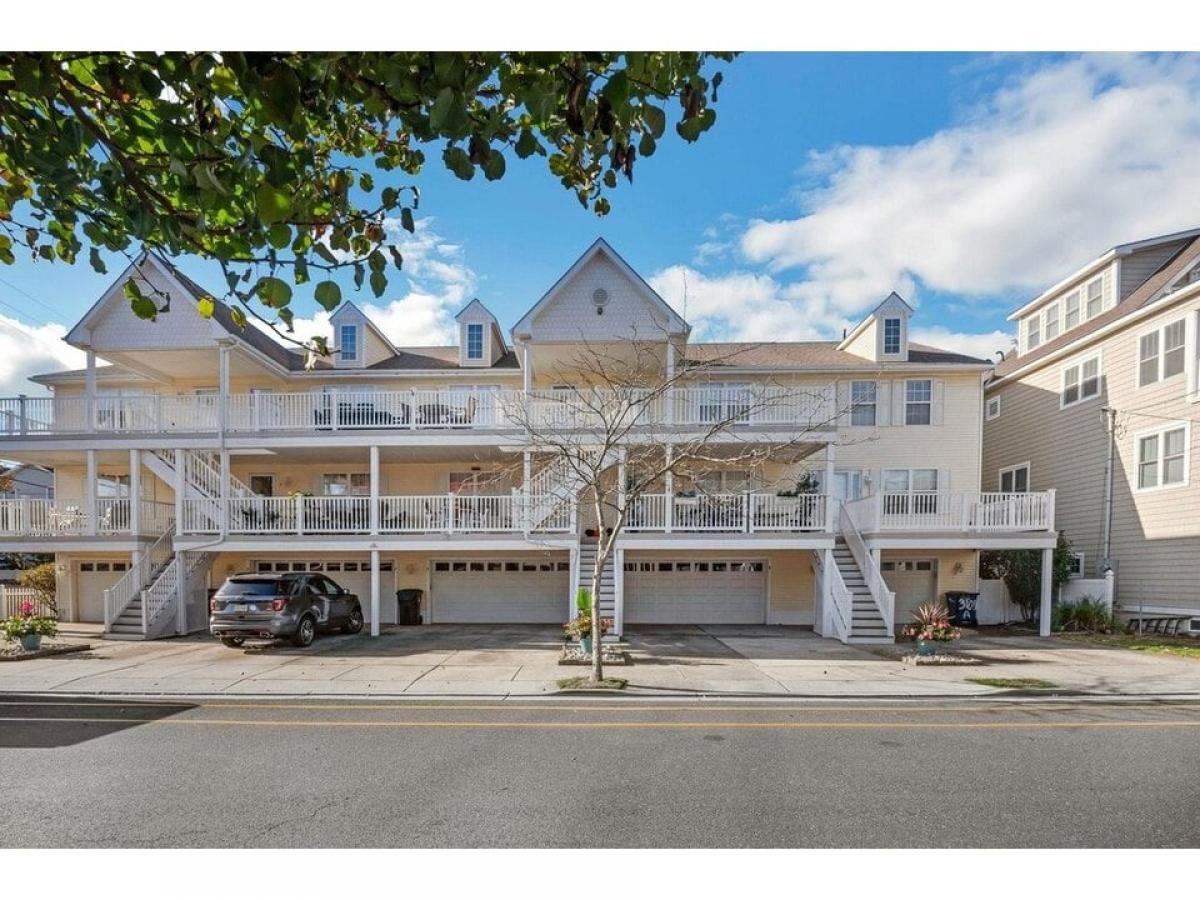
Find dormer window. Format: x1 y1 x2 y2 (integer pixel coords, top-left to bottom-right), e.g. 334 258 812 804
466 323 484 361
339 324 358 362
883 318 902 355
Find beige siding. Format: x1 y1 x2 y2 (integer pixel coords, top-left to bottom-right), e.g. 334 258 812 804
986 293 1200 612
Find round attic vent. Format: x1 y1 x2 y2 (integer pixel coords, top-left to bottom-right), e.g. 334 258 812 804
591 287 610 307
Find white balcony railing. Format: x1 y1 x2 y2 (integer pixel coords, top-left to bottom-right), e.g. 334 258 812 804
0 498 173 537
845 490 1056 532
0 384 838 437
626 492 829 533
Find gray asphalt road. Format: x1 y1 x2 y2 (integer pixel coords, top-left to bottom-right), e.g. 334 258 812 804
1 695 1198 848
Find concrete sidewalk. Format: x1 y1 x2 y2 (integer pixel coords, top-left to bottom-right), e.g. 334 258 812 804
1 625 1198 698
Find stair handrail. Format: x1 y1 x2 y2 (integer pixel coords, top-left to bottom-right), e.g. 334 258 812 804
839 500 895 635
824 552 852 643
102 522 175 631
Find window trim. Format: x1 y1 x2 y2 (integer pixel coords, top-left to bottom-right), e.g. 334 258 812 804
882 318 902 355
985 396 1001 421
1043 301 1060 343
1134 421 1190 493
904 378 933 426
1063 291 1080 331
1084 276 1104 319
465 322 485 361
1025 316 1041 352
998 462 1031 494
338 323 358 363
1059 351 1103 409
1136 317 1187 388
849 379 877 427
1068 552 1085 579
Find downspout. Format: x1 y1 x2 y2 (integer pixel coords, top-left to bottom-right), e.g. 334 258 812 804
1101 407 1115 561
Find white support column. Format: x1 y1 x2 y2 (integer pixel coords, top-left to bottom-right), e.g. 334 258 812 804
617 448 627 514
824 441 837 531
665 342 676 426
174 448 185 535
370 548 381 637
664 445 674 533
85 449 97 536
1039 546 1054 637
613 547 625 638
568 545 579 618
219 449 231 535
522 343 532 394
84 349 96 431
175 554 187 635
821 547 835 636
128 449 141 537
217 340 231 432
522 451 532 531
369 445 380 535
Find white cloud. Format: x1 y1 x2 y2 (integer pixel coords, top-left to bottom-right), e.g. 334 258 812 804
741 54 1200 307
909 327 1014 363
649 54 1200 356
0 315 87 395
277 220 476 348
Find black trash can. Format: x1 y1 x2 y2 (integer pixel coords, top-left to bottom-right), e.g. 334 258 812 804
944 591 979 628
396 589 423 626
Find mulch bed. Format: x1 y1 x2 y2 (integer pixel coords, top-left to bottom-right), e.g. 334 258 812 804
0 641 93 662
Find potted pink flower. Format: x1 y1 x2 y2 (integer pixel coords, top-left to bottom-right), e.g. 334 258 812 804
2 600 58 653
899 601 960 656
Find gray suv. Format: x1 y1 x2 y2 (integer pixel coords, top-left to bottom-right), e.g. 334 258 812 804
209 572 364 648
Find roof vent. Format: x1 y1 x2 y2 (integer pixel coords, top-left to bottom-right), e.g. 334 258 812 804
591 287 609 315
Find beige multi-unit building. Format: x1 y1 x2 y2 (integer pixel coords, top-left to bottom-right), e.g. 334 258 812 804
984 227 1200 632
0 239 1056 642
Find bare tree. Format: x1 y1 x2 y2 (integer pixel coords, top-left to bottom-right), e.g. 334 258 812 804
502 333 860 684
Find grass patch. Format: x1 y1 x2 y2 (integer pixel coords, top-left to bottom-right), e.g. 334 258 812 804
556 676 628 691
1062 633 1200 660
966 676 1057 690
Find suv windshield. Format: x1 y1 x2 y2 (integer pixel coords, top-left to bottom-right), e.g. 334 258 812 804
218 578 294 596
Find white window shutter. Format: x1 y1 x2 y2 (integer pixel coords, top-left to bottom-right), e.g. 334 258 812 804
876 381 891 426
932 380 945 426
836 380 850 427
891 380 906 426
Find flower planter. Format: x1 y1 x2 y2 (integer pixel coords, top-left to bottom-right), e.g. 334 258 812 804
20 633 42 653
579 636 593 655
915 639 938 657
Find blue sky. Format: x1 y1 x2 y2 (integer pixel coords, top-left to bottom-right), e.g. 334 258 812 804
3 51 1200 390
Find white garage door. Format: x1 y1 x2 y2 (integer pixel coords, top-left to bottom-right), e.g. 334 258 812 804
882 559 938 625
252 560 396 624
624 559 767 625
431 559 569 623
76 560 131 623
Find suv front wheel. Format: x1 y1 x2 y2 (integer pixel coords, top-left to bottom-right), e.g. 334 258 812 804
292 615 316 648
343 606 364 634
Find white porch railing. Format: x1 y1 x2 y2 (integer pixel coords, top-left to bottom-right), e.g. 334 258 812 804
840 500 895 635
626 493 829 533
871 490 1056 532
102 524 175 630
182 493 574 537
0 384 838 436
0 499 173 536
825 555 852 643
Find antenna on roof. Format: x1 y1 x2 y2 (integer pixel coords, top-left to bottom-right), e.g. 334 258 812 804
994 350 1006 362
842 327 847 340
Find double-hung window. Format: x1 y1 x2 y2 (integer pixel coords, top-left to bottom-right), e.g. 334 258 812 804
465 323 484 360
883 318 902 355
1136 425 1188 491
1043 302 1060 342
321 473 370 496
1061 354 1101 407
999 463 1030 493
339 324 358 362
1085 277 1104 319
1025 316 1041 351
1063 291 1080 330
1139 319 1186 386
904 379 932 425
850 380 877 426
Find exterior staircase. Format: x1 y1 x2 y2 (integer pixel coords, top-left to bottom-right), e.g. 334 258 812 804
576 538 616 627
144 449 258 532
832 538 892 643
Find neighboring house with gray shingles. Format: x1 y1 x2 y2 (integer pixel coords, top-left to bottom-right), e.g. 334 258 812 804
984 227 1200 630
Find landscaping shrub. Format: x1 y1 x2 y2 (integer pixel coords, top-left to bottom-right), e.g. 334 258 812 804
1052 596 1116 633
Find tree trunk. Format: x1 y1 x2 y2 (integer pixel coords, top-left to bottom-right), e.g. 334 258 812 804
590 561 603 682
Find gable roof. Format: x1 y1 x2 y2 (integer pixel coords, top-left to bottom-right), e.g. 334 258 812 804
509 237 689 340
992 235 1200 380
330 300 395 350
454 298 507 353
837 291 914 351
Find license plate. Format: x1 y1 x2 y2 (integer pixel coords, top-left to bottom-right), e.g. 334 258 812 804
234 603 249 612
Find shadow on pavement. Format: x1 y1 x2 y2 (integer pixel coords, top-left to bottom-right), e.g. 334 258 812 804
0 695 197 749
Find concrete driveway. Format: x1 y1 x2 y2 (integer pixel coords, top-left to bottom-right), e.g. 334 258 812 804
2 625 1199 697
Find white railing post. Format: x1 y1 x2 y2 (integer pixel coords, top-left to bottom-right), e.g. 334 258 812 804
744 491 752 533
1045 488 1056 531
369 445 380 536
330 387 340 430
874 491 884 531
447 493 455 533
103 587 112 630
85 449 97 536
295 494 304 535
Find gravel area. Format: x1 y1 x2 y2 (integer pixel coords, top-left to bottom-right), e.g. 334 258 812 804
0 639 91 661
